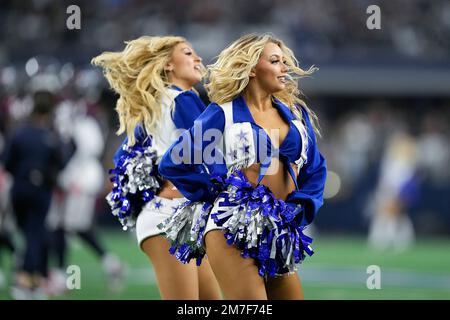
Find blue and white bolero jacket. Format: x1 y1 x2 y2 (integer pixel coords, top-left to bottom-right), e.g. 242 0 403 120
158 95 327 273
107 86 207 230
159 95 327 224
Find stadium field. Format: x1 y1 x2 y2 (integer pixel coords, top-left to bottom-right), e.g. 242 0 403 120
1 230 449 300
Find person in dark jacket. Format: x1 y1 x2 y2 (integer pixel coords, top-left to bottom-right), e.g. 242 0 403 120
2 90 66 299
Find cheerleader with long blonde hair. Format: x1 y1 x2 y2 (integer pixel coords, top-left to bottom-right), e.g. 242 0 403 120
159 33 327 299
92 36 221 300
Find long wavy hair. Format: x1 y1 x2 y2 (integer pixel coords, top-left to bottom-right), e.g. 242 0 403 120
205 33 321 136
91 36 189 145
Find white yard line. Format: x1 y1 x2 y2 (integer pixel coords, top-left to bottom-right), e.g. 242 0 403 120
123 264 450 291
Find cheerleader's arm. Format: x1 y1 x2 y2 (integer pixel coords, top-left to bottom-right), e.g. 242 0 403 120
159 103 227 202
171 90 207 129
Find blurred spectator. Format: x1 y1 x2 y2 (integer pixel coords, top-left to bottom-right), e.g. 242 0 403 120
1 89 66 299
0 164 15 292
367 132 420 252
46 95 124 295
417 112 450 187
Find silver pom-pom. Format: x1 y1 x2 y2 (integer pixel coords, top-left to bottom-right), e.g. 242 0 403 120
157 201 208 263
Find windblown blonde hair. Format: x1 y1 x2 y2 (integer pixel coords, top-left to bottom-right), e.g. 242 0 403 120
91 35 188 145
205 33 321 136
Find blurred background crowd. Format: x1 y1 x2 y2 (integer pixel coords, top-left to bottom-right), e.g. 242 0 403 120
1 0 450 64
0 0 449 300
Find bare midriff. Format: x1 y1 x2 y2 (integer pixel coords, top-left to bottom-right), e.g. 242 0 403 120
158 159 297 201
242 157 298 201
156 179 184 199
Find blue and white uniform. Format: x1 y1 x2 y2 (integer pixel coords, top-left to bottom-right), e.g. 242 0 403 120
106 86 206 248
158 95 327 276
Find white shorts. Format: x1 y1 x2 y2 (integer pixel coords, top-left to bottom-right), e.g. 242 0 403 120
136 196 187 249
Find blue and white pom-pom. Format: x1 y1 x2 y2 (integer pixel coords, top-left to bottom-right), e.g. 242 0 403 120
210 170 314 277
106 140 160 230
157 200 212 266
157 174 225 265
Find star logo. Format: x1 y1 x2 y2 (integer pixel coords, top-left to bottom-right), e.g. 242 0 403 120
236 130 248 142
154 200 163 209
227 149 238 160
239 144 250 154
